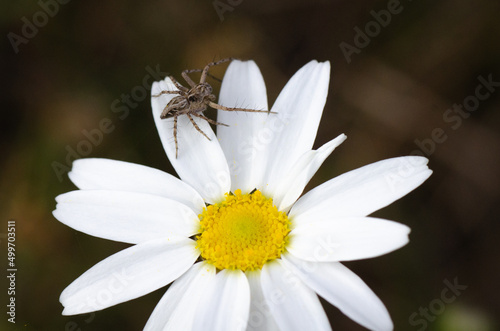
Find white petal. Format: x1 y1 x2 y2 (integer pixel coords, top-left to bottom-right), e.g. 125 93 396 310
60 237 199 315
259 60 331 196
144 262 216 331
273 134 346 211
151 78 230 204
289 156 432 220
260 260 331 331
68 158 205 214
53 190 199 244
287 217 410 262
282 254 393 331
193 269 250 331
217 60 270 194
245 270 280 331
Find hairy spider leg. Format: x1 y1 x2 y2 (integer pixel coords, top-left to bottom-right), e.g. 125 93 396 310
151 90 180 98
208 101 277 114
192 113 229 127
187 114 211 141
199 58 233 84
173 114 178 158
181 70 197 88
182 69 222 85
168 75 189 93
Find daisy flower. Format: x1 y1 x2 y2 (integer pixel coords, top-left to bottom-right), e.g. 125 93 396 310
53 59 432 331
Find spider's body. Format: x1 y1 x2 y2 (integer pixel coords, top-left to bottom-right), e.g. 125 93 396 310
154 58 274 158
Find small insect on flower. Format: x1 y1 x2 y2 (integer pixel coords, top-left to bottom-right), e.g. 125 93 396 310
153 58 275 158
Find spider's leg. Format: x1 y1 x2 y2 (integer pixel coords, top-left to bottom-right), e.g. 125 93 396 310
152 90 180 98
181 70 198 88
200 58 233 84
192 113 229 126
183 69 222 83
187 114 211 141
169 76 189 93
174 114 179 158
160 104 171 119
208 102 277 114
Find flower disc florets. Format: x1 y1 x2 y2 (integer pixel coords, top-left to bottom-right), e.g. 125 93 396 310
196 189 290 271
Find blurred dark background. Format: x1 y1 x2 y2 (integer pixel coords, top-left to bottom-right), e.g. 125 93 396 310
1 0 499 330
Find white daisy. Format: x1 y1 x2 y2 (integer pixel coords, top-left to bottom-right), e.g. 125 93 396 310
53 59 432 331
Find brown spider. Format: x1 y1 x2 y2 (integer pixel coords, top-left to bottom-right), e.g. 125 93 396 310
153 58 275 158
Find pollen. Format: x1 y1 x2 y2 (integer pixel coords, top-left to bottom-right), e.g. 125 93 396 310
196 189 290 271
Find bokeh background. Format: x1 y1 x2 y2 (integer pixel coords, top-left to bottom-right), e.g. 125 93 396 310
1 0 499 330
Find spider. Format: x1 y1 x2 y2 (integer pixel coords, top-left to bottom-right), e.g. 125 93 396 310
153 58 275 158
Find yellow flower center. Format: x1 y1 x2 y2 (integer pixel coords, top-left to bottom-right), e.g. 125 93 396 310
196 189 290 271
